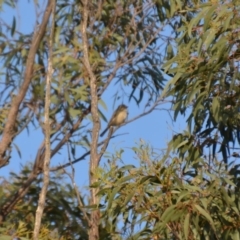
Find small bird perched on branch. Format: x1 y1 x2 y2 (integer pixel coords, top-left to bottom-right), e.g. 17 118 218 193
100 104 128 137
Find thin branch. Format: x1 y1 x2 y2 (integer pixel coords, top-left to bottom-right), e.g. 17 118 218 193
98 62 121 96
64 143 91 225
124 98 171 126
50 132 124 172
97 128 114 165
33 1 55 238
51 148 91 172
50 106 91 157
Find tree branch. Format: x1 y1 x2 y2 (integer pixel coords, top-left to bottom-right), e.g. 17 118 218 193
81 1 101 239
33 0 55 238
0 0 54 168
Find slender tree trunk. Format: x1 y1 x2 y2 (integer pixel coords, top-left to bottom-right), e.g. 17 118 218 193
33 1 55 238
81 1 101 239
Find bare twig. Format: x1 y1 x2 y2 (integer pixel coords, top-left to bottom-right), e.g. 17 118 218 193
98 128 114 165
50 136 111 172
33 1 55 238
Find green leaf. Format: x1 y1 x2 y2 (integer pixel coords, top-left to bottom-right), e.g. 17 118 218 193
176 139 189 149
12 142 22 159
162 71 183 97
203 5 217 31
11 16 16 36
184 212 190 239
69 108 81 118
0 236 12 240
107 185 124 211
99 99 107 110
188 6 210 37
212 97 220 122
193 204 215 230
202 29 216 51
117 175 135 184
160 204 176 222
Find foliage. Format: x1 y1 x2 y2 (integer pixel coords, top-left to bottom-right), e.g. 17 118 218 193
1 0 240 239
162 0 240 164
0 221 67 240
98 142 240 239
0 0 171 230
94 0 240 238
0 165 88 239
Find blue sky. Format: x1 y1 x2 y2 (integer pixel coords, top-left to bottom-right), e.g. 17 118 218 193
0 1 187 189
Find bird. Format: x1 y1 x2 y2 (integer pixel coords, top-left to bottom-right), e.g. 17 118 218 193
100 104 128 137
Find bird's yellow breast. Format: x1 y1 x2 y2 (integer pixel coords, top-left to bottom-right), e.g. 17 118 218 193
112 109 128 126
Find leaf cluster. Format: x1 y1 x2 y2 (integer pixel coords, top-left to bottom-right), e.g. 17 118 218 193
0 165 88 240
97 143 240 239
163 0 240 163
